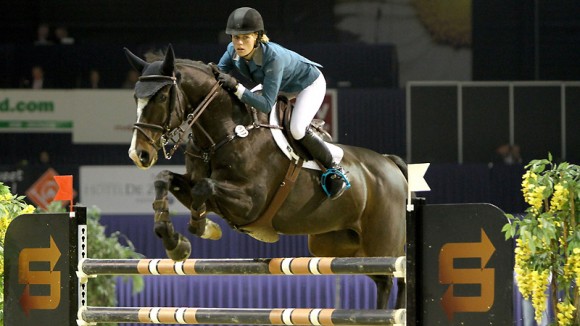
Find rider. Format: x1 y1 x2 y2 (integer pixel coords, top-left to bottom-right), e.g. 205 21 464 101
212 6 349 199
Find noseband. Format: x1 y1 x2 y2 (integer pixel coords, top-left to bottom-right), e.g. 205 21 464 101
132 74 178 151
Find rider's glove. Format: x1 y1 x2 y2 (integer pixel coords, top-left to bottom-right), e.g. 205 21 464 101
209 63 238 92
217 72 238 92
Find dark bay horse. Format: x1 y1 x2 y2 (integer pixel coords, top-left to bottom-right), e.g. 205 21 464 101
124 45 408 309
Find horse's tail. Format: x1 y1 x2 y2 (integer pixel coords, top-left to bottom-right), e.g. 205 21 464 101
383 154 407 180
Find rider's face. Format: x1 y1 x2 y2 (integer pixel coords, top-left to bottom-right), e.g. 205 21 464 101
232 33 258 58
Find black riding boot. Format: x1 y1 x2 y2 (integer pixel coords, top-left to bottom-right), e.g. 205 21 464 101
299 129 350 199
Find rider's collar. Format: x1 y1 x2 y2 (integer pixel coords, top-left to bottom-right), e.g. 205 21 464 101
251 47 263 66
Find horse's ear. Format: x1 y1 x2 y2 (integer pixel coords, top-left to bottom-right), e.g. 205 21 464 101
162 44 175 76
124 47 147 73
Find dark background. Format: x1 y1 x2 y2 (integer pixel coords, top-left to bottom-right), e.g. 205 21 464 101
0 0 578 85
1 0 579 214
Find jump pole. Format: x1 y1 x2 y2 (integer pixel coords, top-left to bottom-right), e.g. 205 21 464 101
77 256 406 281
78 307 407 325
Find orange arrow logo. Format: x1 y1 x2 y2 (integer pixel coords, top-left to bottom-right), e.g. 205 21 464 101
439 229 495 320
18 236 62 315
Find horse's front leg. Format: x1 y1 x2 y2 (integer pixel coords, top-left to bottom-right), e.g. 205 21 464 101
153 170 192 261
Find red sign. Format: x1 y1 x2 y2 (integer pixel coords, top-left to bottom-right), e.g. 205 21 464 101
25 168 75 209
317 90 338 140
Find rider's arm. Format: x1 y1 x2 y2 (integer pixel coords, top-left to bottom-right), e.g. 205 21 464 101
235 60 283 114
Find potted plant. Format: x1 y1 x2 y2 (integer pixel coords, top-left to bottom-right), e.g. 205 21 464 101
503 154 580 325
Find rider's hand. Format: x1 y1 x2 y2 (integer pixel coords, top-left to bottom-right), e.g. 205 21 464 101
209 63 238 92
218 73 238 92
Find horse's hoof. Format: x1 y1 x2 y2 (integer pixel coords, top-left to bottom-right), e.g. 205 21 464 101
201 220 222 240
165 234 191 261
154 221 174 239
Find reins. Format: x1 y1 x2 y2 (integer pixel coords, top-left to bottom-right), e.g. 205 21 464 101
161 81 221 159
134 64 284 163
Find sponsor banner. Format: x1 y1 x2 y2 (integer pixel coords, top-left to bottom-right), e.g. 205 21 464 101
0 90 74 132
71 90 135 143
0 89 135 143
1 89 337 144
80 165 189 214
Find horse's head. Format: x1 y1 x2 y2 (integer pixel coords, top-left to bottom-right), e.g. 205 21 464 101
125 44 181 169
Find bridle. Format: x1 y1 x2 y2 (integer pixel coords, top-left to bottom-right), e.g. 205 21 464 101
132 72 221 160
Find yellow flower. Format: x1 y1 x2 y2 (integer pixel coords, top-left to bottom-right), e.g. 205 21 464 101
0 193 14 201
557 301 576 326
506 158 580 325
528 186 546 210
550 183 569 212
22 205 35 215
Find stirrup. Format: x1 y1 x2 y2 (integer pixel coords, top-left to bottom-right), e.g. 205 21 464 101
321 166 351 199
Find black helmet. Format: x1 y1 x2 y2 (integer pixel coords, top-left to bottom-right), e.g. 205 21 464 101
225 7 264 35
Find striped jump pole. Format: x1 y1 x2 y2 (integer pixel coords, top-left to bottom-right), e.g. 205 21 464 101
77 256 406 283
77 307 406 326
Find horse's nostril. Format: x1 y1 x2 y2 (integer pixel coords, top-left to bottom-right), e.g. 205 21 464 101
138 150 150 164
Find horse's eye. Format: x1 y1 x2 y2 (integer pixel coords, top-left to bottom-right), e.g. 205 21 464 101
156 94 168 102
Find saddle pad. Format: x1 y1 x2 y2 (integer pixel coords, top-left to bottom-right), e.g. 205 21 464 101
269 106 344 170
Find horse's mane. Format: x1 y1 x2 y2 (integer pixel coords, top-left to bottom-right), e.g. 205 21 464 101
144 50 211 74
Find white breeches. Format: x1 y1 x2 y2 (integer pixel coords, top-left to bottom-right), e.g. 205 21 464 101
289 72 327 140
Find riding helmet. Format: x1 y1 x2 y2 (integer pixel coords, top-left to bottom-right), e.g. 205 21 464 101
225 7 264 35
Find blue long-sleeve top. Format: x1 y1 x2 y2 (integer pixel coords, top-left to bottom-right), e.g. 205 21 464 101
217 42 322 113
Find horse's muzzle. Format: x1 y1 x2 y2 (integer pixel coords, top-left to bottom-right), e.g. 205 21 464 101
128 148 157 169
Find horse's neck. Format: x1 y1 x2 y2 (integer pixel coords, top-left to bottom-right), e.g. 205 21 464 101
185 87 250 146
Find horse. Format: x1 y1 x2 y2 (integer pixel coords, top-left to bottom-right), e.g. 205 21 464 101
124 44 408 310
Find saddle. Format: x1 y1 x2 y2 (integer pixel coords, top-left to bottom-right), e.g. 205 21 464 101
275 95 333 162
238 96 334 243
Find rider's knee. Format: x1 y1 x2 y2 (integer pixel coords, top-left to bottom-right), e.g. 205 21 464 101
290 125 307 140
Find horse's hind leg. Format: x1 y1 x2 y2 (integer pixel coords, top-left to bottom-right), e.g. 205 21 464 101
370 275 393 309
396 277 406 309
153 170 192 261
